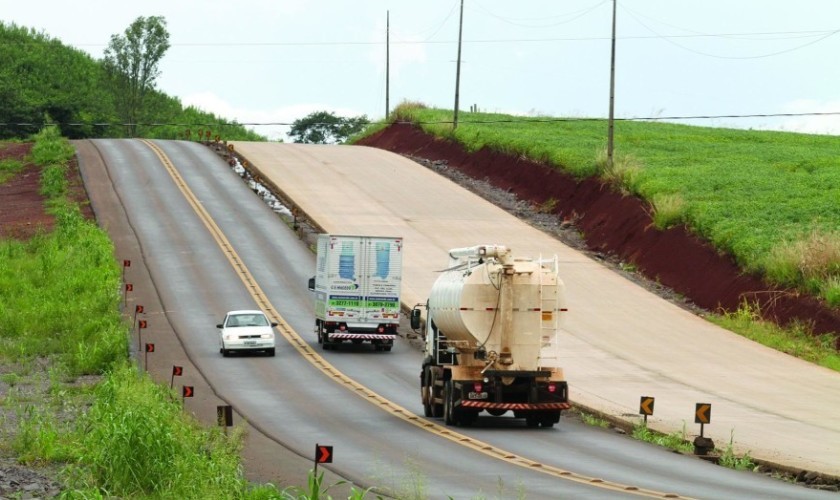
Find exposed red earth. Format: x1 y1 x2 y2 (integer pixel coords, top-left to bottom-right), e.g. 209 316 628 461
357 123 840 348
0 143 94 238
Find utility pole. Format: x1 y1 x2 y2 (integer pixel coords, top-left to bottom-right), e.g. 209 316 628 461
607 0 617 168
386 10 390 119
453 0 464 129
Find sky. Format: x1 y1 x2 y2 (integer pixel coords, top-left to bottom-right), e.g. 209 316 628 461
4 0 840 141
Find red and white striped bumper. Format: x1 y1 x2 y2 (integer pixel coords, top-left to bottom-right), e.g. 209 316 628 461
328 333 395 340
460 401 571 410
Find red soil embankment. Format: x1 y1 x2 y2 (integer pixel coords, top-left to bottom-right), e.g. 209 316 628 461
358 124 840 347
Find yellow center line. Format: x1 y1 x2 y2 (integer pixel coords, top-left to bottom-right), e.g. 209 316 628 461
142 139 689 499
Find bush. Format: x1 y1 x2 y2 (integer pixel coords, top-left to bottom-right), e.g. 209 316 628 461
30 126 75 165
651 193 686 230
69 363 250 498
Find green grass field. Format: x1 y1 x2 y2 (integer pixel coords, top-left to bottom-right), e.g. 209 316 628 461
377 105 840 307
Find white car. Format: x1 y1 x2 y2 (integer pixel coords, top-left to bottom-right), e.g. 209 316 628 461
217 310 277 357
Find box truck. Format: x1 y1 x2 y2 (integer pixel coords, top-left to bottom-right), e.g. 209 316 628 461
309 234 403 351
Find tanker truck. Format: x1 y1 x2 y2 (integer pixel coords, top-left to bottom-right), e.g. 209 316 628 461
411 245 570 427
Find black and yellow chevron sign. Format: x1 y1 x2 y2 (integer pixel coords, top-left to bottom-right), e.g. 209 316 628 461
639 396 655 416
695 403 711 424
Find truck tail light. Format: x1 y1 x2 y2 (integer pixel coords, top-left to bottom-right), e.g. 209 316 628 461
339 324 346 331
378 326 384 333
473 382 483 393
547 383 557 393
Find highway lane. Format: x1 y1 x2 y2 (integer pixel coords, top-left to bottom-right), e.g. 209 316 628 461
81 138 836 497
87 138 644 499
229 141 840 495
145 138 835 498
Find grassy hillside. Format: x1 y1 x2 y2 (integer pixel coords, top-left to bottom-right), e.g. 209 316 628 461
370 105 840 307
0 22 264 142
0 130 306 497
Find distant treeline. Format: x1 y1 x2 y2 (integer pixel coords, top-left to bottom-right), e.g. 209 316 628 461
0 22 264 141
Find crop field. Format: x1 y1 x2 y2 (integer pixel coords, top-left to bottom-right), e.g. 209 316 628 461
388 106 840 306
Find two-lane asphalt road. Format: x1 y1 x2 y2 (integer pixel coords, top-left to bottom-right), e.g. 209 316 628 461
232 141 840 480
76 138 836 498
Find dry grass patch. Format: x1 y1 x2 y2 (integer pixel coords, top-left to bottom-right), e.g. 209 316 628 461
765 230 840 306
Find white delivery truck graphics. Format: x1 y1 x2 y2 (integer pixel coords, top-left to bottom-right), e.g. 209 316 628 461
311 234 403 351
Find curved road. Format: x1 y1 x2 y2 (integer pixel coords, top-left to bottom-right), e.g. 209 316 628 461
76 138 836 498
232 141 840 479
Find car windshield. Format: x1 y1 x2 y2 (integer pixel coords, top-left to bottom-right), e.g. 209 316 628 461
228 314 269 327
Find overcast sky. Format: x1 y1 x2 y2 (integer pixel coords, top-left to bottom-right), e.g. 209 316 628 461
4 0 840 140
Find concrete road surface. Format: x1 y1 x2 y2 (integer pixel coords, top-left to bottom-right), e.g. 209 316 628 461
232 141 840 478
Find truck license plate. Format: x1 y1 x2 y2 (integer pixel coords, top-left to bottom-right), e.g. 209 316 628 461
244 341 256 345
468 391 488 400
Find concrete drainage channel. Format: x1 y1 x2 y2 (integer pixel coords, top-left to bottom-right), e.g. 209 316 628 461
201 141 840 493
232 160 290 217
208 141 322 250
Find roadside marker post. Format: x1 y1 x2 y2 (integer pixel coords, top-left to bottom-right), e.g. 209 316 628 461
144 343 155 371
182 386 194 405
171 365 183 389
639 396 655 425
134 305 145 349
133 304 144 328
314 444 333 474
693 403 714 455
123 283 133 309
217 405 233 435
695 403 711 435
137 319 148 352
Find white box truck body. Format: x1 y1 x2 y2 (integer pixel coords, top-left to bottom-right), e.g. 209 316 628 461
312 234 403 351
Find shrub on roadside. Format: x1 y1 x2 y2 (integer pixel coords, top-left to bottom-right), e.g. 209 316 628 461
650 193 686 230
67 362 253 498
764 230 840 304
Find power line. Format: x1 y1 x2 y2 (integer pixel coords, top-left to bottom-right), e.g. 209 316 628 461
620 4 840 59
23 28 839 48
5 110 840 129
472 0 608 28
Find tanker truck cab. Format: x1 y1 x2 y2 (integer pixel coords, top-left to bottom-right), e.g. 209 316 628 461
415 245 570 428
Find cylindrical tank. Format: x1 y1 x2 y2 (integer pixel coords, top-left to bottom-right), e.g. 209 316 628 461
428 257 563 371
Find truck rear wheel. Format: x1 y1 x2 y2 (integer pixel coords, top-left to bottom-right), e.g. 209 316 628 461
444 380 466 426
542 410 561 427
443 380 454 425
421 367 432 417
430 369 443 418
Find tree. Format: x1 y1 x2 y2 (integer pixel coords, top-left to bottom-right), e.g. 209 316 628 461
288 111 370 144
103 16 170 137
